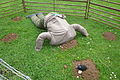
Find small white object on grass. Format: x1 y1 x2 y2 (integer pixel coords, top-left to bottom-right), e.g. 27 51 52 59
109 77 112 79
112 72 114 74
114 76 117 78
107 57 110 59
86 42 90 44
89 48 92 50
108 45 111 47
114 75 117 78
110 16 113 18
114 32 117 34
78 70 82 74
76 76 79 78
110 74 112 76
60 45 63 48
89 38 92 40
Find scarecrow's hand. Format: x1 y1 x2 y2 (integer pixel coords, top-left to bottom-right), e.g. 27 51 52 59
35 32 51 51
71 24 89 37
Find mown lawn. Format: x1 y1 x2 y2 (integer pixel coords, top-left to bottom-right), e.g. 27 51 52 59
0 0 120 80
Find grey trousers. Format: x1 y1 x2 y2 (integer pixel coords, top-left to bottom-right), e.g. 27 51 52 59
31 14 45 29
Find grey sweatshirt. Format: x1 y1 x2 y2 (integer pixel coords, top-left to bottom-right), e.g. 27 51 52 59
44 13 76 45
35 12 89 51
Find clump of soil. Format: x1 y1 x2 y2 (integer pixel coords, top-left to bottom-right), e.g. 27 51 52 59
103 32 116 40
12 16 22 21
60 40 78 50
73 59 99 80
64 65 68 69
0 33 18 42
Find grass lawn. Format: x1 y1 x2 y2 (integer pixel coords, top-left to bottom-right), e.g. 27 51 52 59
0 0 120 80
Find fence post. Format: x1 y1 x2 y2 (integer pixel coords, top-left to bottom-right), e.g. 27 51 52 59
85 0 90 19
22 0 26 13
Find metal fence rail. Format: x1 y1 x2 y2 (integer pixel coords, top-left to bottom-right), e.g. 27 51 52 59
90 2 120 12
0 0 15 5
25 5 85 11
24 1 86 7
90 7 120 17
89 11 120 22
0 0 120 29
24 0 87 17
100 0 120 5
89 0 120 29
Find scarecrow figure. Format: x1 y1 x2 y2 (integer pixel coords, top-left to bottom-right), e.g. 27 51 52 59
27 12 89 51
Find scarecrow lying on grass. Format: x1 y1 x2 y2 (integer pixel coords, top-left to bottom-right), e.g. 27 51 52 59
27 12 89 51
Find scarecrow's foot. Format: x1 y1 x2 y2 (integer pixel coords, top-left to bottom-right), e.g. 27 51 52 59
36 13 43 16
35 47 41 51
26 14 36 18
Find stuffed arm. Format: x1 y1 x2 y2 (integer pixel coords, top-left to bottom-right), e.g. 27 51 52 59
35 32 51 51
71 24 89 36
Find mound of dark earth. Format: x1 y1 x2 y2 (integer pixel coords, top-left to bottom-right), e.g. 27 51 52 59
60 40 78 50
0 33 18 42
73 59 100 80
103 32 116 40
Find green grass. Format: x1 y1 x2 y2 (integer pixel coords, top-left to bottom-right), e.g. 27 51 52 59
0 0 120 80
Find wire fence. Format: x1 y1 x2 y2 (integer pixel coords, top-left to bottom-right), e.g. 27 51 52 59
24 0 87 18
0 0 23 18
89 0 120 29
0 0 120 29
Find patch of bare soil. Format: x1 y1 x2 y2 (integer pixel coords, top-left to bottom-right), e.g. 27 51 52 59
73 59 99 80
103 32 116 40
0 33 18 42
60 40 78 50
12 16 22 21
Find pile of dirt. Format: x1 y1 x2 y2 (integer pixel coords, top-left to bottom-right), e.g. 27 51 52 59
12 16 22 21
73 59 99 80
103 32 116 40
0 33 18 42
60 40 78 50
